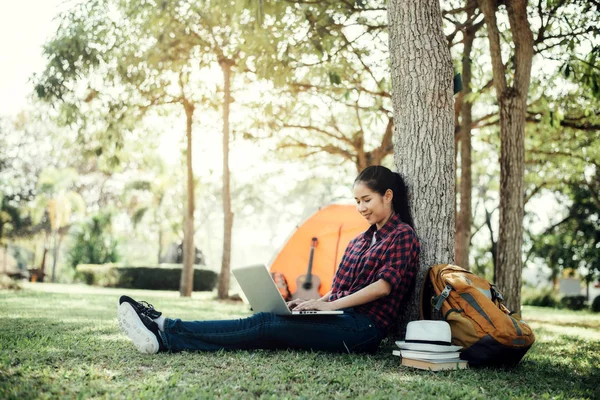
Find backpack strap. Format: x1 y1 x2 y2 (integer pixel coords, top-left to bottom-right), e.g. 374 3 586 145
432 284 453 311
490 285 504 303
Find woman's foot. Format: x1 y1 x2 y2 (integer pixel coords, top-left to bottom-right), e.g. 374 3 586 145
118 295 162 319
117 302 165 354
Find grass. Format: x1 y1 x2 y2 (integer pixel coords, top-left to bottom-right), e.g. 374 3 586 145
1 283 599 399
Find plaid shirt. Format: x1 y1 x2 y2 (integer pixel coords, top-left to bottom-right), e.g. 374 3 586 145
329 214 420 335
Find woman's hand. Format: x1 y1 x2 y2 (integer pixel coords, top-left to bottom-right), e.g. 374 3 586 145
292 299 335 312
286 298 304 310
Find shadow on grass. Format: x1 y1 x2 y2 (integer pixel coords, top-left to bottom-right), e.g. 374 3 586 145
458 332 599 399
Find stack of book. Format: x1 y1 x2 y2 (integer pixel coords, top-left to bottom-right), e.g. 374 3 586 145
393 320 468 371
392 347 468 371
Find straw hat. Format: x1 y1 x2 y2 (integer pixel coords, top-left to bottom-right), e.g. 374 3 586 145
396 320 462 352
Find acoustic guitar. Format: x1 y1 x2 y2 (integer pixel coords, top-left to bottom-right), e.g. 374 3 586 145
292 237 322 299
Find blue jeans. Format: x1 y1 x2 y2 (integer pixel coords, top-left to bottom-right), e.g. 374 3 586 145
157 309 383 354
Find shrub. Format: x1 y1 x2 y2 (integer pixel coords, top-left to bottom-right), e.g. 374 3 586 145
591 295 600 313
67 213 119 269
0 274 22 290
559 295 587 311
75 264 218 291
521 287 559 308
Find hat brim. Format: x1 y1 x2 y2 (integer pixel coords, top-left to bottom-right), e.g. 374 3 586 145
395 341 462 352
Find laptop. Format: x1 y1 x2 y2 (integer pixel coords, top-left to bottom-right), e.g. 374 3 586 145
232 264 343 316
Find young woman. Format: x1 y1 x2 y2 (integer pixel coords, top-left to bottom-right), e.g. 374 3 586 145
118 165 420 354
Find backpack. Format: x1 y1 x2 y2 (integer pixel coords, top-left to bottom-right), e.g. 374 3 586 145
420 264 535 367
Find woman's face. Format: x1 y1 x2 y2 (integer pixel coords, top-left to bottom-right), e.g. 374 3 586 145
353 181 393 228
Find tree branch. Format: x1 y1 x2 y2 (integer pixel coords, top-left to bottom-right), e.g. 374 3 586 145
507 0 534 91
277 139 353 161
281 123 354 147
528 149 599 169
477 0 507 93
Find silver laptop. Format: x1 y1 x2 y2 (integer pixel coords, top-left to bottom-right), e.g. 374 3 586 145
232 264 343 316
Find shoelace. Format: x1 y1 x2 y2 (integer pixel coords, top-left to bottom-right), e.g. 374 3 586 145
138 301 156 312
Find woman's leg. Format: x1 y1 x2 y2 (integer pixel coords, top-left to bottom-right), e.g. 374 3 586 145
159 311 382 353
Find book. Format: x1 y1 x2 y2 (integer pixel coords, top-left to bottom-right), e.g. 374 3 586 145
401 357 468 371
400 349 461 360
392 350 468 371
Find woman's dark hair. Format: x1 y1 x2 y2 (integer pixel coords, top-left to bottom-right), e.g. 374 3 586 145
354 165 415 229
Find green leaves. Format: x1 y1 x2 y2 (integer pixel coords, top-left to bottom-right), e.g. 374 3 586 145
563 63 572 79
530 176 600 280
327 71 342 85
66 212 120 268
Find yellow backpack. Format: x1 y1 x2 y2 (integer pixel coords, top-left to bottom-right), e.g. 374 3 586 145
420 264 535 367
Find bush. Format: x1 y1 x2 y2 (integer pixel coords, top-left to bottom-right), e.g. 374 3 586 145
0 274 22 290
521 287 559 308
559 295 587 311
75 264 218 291
591 295 600 313
67 213 120 269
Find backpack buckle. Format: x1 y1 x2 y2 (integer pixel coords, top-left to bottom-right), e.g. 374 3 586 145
432 284 452 311
491 285 504 302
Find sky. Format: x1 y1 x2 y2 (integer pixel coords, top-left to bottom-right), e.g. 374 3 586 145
0 1 74 117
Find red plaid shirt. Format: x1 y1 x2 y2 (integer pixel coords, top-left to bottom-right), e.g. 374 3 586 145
329 214 420 335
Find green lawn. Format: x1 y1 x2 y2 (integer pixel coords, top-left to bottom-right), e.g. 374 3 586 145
1 283 599 399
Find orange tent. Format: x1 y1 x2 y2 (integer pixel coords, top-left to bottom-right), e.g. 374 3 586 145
269 204 370 297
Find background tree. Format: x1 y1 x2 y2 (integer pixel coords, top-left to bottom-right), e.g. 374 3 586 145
143 0 280 298
31 167 85 282
124 159 179 264
450 0 484 270
254 1 394 173
0 116 38 255
155 0 264 299
530 175 600 292
388 0 456 331
35 0 217 296
477 0 533 311
447 0 599 282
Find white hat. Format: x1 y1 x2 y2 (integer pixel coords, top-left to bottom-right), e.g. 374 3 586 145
396 320 462 352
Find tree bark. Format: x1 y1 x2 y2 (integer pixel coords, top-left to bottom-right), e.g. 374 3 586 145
51 231 59 282
39 234 48 282
180 100 196 297
484 205 498 280
158 225 163 264
388 0 455 334
3 244 7 274
455 2 477 270
478 0 533 311
218 59 234 300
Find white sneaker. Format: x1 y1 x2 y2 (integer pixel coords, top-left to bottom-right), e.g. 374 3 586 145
117 302 160 354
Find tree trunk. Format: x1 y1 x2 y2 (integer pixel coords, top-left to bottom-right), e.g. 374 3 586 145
496 94 527 310
218 59 234 300
158 226 163 264
3 244 7 274
39 234 48 282
388 0 455 335
455 4 477 270
180 100 196 297
51 231 59 282
484 205 498 280
479 0 533 311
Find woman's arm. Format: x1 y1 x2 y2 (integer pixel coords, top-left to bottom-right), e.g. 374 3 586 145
319 290 332 302
292 280 391 311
